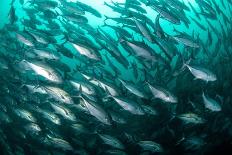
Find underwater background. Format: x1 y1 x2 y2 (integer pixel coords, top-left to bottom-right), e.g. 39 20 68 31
0 0 232 154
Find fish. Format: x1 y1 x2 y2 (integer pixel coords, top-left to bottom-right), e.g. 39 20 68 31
150 4 181 25
141 105 158 116
50 103 76 121
62 14 88 24
81 97 112 125
138 141 163 153
35 108 61 125
147 83 178 103
99 134 125 150
8 5 17 24
154 14 165 39
112 96 145 115
165 0 189 11
109 110 126 124
133 18 153 42
43 135 73 151
16 33 34 47
13 108 37 123
178 136 205 151
71 42 101 61
177 113 206 124
75 1 102 17
0 0 231 154
45 86 73 104
119 79 147 98
173 35 200 48
121 40 158 62
24 122 41 136
70 80 96 96
202 92 222 112
18 60 63 83
184 62 217 82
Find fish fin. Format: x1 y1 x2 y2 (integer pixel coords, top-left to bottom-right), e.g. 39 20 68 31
102 87 113 102
202 91 207 98
215 95 223 104
79 85 83 94
103 15 110 22
173 55 192 77
175 134 185 145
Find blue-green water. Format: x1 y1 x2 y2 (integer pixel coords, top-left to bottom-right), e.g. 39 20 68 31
0 0 232 154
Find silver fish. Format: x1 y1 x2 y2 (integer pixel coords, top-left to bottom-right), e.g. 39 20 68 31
202 92 221 112
82 97 112 125
148 83 178 103
185 64 217 82
138 141 163 153
112 96 145 115
99 134 125 150
177 113 205 124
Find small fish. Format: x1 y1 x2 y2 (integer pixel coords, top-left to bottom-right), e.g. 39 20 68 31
71 42 100 60
147 83 178 103
151 5 180 24
99 134 125 150
202 92 221 112
177 113 205 124
50 103 76 121
45 86 73 104
43 135 73 151
154 14 165 39
138 141 163 153
112 96 145 115
81 97 112 125
13 108 36 123
133 18 153 42
184 63 217 82
16 33 34 47
36 109 61 125
109 111 126 124
141 105 158 116
24 123 41 136
18 60 62 83
119 79 147 98
173 35 200 48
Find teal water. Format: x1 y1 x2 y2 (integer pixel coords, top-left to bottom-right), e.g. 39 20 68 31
0 0 232 154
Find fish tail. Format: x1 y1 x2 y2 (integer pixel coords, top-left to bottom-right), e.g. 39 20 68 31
175 134 185 145
103 15 110 22
181 54 191 67
173 55 191 76
102 88 113 102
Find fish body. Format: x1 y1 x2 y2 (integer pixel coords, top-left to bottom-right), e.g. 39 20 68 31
185 64 217 82
202 93 221 112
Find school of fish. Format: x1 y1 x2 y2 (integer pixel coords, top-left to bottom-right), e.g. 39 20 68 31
0 0 232 154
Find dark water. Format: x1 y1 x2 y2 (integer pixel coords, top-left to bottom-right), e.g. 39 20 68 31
0 0 232 154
